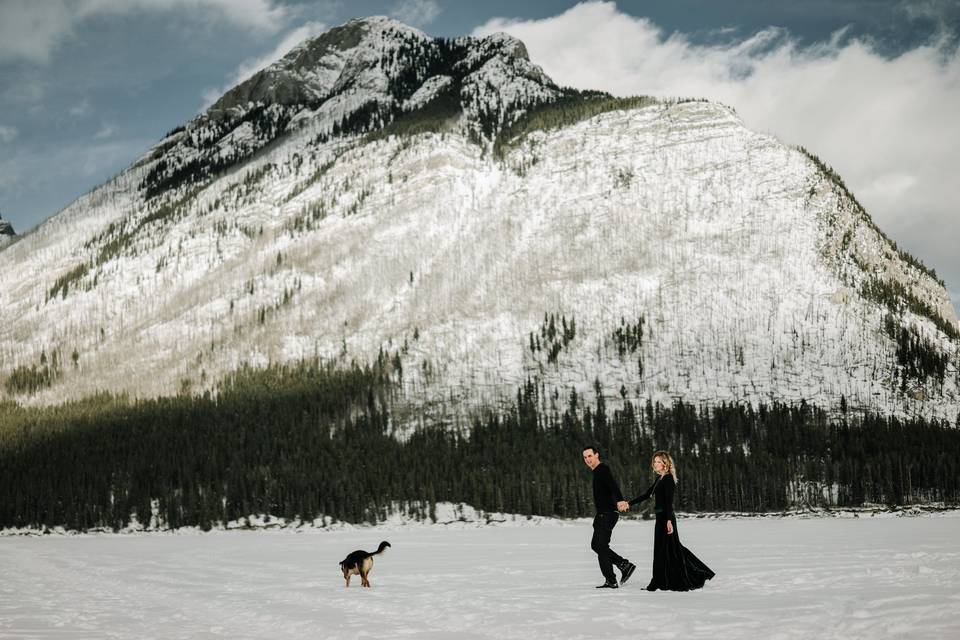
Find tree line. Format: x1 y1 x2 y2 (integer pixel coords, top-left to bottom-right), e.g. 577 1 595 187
1 363 958 531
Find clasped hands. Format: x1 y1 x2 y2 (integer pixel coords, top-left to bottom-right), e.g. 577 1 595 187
616 501 673 533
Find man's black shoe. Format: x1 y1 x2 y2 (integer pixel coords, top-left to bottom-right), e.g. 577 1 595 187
619 561 637 585
595 581 619 589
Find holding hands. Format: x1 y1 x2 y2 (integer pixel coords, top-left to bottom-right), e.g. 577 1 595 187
616 500 630 512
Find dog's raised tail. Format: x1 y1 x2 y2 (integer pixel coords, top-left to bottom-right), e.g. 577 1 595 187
373 541 391 555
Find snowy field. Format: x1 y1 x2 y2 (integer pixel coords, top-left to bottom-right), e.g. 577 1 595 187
3 513 960 639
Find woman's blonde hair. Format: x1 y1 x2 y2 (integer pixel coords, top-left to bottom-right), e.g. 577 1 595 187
652 450 678 482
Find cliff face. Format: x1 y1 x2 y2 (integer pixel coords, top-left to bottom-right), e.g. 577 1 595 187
0 18 956 421
0 215 14 249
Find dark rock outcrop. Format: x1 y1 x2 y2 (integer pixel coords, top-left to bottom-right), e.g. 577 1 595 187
0 215 15 242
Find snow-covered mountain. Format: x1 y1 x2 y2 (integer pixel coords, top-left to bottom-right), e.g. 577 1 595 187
1 16 957 421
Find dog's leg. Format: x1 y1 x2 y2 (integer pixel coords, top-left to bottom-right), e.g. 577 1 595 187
361 557 374 587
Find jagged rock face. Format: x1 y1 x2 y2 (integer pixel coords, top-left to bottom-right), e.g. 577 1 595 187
0 216 14 247
207 20 371 115
0 18 957 421
140 16 558 200
207 17 548 118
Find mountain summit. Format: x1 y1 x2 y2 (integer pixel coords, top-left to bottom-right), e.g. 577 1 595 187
208 16 549 122
140 16 559 199
1 18 957 421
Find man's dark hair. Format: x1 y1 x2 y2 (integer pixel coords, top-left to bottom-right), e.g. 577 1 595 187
583 445 600 455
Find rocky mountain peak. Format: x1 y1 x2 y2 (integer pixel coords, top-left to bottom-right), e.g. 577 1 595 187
207 16 430 119
467 32 531 63
205 16 547 124
0 214 15 237
141 17 560 200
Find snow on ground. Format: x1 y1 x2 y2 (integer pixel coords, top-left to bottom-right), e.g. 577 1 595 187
2 514 959 639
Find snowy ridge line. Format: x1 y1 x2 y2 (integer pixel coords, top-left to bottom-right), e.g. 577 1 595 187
4 501 958 537
0 502 571 537
673 503 960 519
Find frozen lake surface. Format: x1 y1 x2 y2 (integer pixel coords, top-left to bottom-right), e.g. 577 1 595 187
3 513 959 639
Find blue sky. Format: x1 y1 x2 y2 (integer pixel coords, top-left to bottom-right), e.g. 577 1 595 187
1 0 958 309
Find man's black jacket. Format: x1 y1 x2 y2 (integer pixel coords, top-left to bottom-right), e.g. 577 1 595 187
591 462 626 513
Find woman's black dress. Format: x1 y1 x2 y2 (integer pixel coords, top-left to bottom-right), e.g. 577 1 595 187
629 474 715 591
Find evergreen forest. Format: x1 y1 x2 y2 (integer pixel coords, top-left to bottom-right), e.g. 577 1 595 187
1 360 959 532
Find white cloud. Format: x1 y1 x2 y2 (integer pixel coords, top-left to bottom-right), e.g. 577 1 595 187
0 0 75 64
69 98 92 118
389 0 441 27
201 21 328 109
94 123 116 140
0 126 18 143
0 0 289 64
474 1 960 304
899 0 960 27
3 80 45 105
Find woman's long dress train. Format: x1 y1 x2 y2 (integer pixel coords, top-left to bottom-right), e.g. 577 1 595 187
646 512 714 591
628 474 715 591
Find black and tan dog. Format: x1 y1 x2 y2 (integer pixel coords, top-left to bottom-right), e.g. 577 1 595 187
339 541 391 587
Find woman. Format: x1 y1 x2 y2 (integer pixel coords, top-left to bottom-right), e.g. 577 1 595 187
621 451 715 591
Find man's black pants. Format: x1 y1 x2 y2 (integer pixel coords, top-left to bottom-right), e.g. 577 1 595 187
591 511 626 582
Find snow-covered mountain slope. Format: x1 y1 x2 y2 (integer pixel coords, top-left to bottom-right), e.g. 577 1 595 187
1 17 957 421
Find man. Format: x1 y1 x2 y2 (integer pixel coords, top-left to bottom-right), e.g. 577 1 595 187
582 445 636 589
